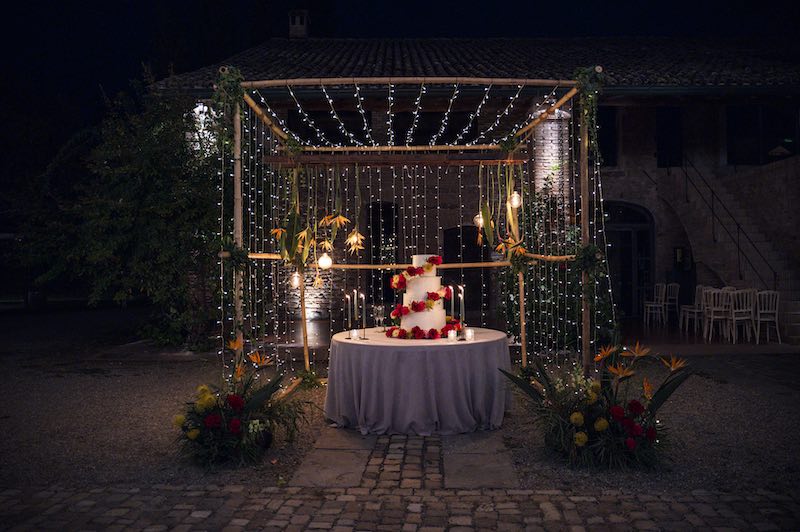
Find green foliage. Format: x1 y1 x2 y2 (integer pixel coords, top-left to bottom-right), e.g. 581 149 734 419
297 369 322 390
20 72 218 346
502 345 692 469
221 236 249 272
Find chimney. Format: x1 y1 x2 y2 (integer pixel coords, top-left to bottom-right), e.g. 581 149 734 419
289 9 309 38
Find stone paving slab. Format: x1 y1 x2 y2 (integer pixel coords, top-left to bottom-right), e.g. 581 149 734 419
314 426 377 451
443 452 520 489
442 430 507 454
289 449 370 488
2 484 799 530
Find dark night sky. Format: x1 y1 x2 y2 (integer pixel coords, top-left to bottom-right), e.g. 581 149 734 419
2 0 798 216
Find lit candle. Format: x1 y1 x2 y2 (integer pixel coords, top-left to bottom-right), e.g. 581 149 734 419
458 285 465 325
352 289 359 322
345 294 351 330
447 329 458 342
464 327 475 341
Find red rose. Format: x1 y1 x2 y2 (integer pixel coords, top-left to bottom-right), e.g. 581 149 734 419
406 266 417 275
414 329 426 339
226 394 244 412
427 292 440 301
621 417 634 433
627 400 645 416
398 328 407 338
411 301 426 312
442 324 453 335
415 267 425 276
444 287 452 300
646 426 657 442
609 405 625 420
228 418 241 435
428 329 440 339
631 423 643 437
204 413 222 429
401 306 410 316
427 255 443 265
625 437 637 451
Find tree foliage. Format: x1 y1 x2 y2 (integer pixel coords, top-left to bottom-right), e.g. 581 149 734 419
21 73 218 346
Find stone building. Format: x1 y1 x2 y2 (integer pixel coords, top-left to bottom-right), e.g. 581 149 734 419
160 36 800 342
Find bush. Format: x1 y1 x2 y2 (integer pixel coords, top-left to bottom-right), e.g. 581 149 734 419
502 342 692 468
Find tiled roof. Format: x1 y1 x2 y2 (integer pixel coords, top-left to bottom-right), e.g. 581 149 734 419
157 37 800 93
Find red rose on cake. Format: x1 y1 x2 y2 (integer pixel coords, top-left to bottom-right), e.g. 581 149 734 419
411 301 427 313
427 291 441 301
412 326 426 339
428 328 440 339
427 255 443 265
390 274 406 290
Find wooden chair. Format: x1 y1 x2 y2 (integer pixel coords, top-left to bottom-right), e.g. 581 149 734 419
703 289 730 342
755 291 781 344
728 289 755 344
644 283 667 328
680 285 705 335
666 283 680 322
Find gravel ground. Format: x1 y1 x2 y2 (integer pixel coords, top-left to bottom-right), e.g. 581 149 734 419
0 307 327 488
503 354 800 493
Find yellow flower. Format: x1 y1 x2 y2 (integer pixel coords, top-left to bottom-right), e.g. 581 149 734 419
344 229 365 255
270 227 286 240
574 431 588 447
594 417 609 432
642 377 654 400
622 341 651 358
661 355 687 372
296 227 312 245
247 351 271 367
590 380 601 393
186 428 200 440
172 414 186 428
569 412 585 427
195 393 216 412
586 391 598 405
594 344 617 362
227 337 243 352
196 384 211 396
607 364 635 379
318 239 333 252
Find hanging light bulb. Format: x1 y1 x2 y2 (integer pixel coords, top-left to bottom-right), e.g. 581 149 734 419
473 213 484 228
509 191 522 209
289 271 301 288
318 252 333 270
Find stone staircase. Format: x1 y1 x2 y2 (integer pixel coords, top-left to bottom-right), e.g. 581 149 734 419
652 164 800 344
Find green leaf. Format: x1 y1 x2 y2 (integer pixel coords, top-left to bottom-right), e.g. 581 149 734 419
647 368 692 416
499 368 544 402
244 374 285 413
481 201 494 247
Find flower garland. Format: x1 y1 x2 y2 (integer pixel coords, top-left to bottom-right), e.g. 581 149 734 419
389 287 452 320
386 317 462 340
389 255 443 290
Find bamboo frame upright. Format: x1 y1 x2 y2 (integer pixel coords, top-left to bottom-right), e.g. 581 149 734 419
233 104 244 357
579 107 592 375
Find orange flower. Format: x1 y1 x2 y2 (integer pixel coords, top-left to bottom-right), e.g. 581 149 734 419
247 351 271 367
227 336 243 351
270 227 286 240
234 363 245 381
318 239 333 252
607 363 634 379
594 344 617 362
660 355 687 372
642 377 653 400
622 341 651 358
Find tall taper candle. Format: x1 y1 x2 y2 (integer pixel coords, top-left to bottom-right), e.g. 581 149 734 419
449 285 455 318
458 285 465 324
458 293 464 325
345 294 351 330
352 289 358 322
360 292 366 338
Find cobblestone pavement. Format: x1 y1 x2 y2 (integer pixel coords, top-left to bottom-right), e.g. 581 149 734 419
3 484 800 531
361 435 444 490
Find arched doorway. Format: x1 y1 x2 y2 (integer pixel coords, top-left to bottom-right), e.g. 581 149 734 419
604 202 654 318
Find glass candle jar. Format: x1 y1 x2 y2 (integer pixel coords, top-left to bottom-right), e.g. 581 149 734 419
447 329 458 342
464 328 475 341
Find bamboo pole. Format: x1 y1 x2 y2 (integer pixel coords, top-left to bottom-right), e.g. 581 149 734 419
515 87 579 140
264 155 528 166
242 92 289 141
523 252 576 262
518 271 527 368
248 252 282 260
579 107 591 376
241 76 578 89
291 143 501 153
275 377 302 400
298 271 310 372
232 104 244 359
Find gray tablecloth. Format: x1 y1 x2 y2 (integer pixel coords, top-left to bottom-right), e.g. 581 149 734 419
324 327 511 435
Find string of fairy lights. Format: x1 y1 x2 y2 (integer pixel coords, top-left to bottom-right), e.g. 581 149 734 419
219 82 615 377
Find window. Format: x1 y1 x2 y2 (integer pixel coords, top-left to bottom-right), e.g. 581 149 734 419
597 106 618 167
656 107 683 167
727 104 799 165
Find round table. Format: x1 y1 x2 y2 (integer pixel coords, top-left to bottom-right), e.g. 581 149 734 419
324 327 511 435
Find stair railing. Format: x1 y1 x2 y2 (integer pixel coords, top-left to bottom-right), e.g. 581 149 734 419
644 161 778 290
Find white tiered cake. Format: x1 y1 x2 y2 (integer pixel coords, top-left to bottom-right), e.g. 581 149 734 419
400 254 447 332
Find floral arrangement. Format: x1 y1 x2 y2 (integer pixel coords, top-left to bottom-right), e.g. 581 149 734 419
501 342 692 468
173 338 305 465
389 287 452 319
385 316 462 340
389 256 442 290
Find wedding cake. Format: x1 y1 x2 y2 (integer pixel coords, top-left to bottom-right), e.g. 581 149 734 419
388 254 454 339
